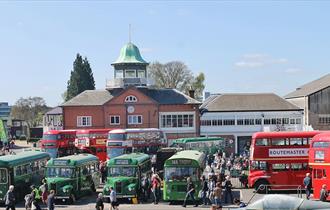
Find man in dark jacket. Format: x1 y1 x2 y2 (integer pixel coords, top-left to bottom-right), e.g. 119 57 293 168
47 190 55 210
201 175 209 205
182 177 198 208
224 175 233 204
303 173 312 200
5 185 15 210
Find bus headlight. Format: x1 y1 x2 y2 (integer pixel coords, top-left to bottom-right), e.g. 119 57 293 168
63 188 68 193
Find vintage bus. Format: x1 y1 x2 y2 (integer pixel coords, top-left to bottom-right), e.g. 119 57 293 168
103 153 152 202
75 129 112 161
106 128 167 160
171 137 230 155
40 130 77 158
0 151 50 203
248 131 323 193
163 150 205 201
46 154 101 203
309 132 330 200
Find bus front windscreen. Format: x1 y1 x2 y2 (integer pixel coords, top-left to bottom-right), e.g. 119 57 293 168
109 133 126 140
43 148 58 158
43 134 61 140
47 168 75 178
0 168 7 183
107 147 125 159
164 167 198 182
109 167 136 177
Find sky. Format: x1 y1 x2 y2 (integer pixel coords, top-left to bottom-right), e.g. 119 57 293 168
1 1 330 107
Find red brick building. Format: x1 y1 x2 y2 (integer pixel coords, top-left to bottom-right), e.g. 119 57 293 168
61 42 201 139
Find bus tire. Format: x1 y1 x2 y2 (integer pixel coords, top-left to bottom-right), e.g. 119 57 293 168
254 179 269 194
68 194 76 204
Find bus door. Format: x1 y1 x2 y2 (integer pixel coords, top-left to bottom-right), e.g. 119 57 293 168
0 168 9 199
91 163 101 188
312 168 327 199
269 163 290 187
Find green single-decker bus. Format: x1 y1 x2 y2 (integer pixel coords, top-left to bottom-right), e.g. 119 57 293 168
45 153 101 203
163 150 205 201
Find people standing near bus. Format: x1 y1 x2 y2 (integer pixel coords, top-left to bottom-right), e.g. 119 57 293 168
5 185 15 210
182 177 198 208
201 175 209 205
223 176 233 204
99 161 106 184
303 173 312 200
208 173 216 204
47 190 55 210
39 179 48 204
109 187 119 210
213 182 222 209
320 184 329 202
30 185 41 210
151 174 160 204
95 193 104 210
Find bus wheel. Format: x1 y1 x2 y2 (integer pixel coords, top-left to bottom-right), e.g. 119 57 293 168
68 194 76 204
254 180 269 194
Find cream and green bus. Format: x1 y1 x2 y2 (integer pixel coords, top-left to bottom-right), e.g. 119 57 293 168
163 150 205 201
0 151 50 203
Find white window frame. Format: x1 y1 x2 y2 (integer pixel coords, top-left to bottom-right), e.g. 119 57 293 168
77 116 92 127
125 95 138 103
110 115 120 125
159 112 195 132
128 115 142 125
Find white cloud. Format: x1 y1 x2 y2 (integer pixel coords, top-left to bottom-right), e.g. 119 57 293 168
235 53 288 69
285 68 302 74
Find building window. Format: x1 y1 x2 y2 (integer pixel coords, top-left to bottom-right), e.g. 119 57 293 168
223 119 235 126
319 115 330 125
237 119 244 125
77 116 92 127
110 115 120 125
296 118 302 124
125 69 136 78
161 114 194 128
290 119 296 124
137 70 146 78
255 119 262 125
115 70 124 78
128 115 142 124
125 95 137 103
264 119 271 125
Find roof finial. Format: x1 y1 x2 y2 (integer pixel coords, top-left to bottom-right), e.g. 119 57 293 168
129 24 131 43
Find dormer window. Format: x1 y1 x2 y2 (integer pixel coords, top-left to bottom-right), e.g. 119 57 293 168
115 70 124 78
125 95 138 103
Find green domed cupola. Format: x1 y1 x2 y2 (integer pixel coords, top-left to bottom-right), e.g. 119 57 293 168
112 42 148 64
108 42 150 89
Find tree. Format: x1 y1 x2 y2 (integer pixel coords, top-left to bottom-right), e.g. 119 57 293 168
10 97 49 138
65 54 95 101
148 61 205 99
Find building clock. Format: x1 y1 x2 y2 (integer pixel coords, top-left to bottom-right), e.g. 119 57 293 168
127 105 135 113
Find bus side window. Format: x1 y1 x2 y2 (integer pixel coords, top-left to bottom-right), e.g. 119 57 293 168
314 169 326 179
14 166 21 176
291 163 302 171
256 139 268 146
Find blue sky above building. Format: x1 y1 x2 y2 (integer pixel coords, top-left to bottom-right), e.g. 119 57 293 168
1 1 330 106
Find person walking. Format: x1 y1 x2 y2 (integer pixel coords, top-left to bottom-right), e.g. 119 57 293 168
5 185 16 210
182 177 198 208
320 184 328 202
303 173 312 200
223 176 233 204
213 182 222 209
95 193 104 210
47 190 55 210
39 179 48 204
109 187 119 210
30 185 41 210
201 175 209 205
151 174 160 204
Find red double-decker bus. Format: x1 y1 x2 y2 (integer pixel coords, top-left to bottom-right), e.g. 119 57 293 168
106 128 167 160
248 131 322 192
40 130 77 158
309 132 330 200
74 128 112 161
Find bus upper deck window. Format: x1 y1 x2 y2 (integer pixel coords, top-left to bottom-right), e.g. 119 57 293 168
272 138 288 146
256 139 268 146
290 138 303 146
